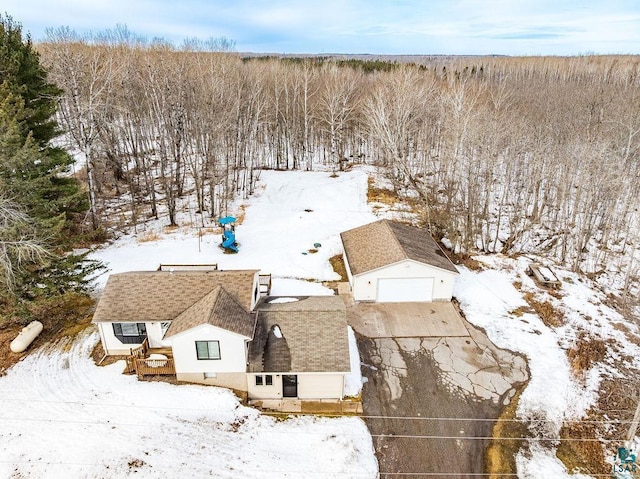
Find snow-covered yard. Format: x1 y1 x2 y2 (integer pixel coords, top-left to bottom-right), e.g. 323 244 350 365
91 169 377 289
0 169 378 479
0 332 376 478
2 165 638 477
455 254 640 477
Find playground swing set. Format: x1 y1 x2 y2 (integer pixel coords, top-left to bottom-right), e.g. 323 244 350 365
218 216 238 253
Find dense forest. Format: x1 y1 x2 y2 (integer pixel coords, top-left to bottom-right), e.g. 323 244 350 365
31 31 640 310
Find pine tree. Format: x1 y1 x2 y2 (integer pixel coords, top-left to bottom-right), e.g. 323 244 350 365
0 15 99 303
0 15 87 243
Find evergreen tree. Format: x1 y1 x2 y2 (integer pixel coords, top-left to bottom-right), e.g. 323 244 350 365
0 15 87 243
0 15 99 304
0 14 61 145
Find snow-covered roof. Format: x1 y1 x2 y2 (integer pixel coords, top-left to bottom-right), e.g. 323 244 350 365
248 296 350 373
340 220 458 275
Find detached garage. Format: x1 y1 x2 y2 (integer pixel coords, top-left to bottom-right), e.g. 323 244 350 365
340 220 458 303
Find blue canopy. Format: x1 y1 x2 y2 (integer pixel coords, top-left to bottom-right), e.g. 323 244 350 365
218 216 237 225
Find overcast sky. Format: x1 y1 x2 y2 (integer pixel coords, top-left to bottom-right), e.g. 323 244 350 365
4 0 640 55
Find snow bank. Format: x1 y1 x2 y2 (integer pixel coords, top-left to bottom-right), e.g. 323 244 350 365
454 253 640 478
344 326 365 397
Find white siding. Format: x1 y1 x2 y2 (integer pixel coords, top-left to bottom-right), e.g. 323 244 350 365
97 322 145 355
170 324 249 375
146 322 171 348
352 259 457 302
247 373 282 400
298 374 345 400
343 252 354 287
250 273 260 311
248 373 345 400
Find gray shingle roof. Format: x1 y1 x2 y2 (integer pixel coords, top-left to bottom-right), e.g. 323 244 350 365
164 286 255 339
340 220 458 275
248 296 351 373
92 270 258 328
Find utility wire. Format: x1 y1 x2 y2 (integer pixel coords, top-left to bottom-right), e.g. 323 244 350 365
0 397 635 424
0 460 626 477
0 416 626 442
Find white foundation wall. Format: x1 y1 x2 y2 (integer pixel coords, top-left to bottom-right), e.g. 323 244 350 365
247 373 283 400
352 260 457 302
175 372 247 391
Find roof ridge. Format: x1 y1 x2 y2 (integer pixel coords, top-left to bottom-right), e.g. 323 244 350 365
211 286 250 315
383 219 409 260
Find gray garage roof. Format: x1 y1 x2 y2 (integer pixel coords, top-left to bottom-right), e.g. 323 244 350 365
340 220 458 275
248 296 351 373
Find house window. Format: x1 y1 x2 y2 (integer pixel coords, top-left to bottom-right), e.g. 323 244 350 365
112 323 147 344
195 341 221 360
255 375 273 386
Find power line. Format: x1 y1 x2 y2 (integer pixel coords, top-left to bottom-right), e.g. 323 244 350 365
0 397 635 424
0 460 625 477
0 416 626 442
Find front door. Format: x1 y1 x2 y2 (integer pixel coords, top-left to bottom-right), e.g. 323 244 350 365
282 374 298 398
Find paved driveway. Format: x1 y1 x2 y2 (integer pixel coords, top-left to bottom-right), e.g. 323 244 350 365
346 299 529 478
348 301 469 337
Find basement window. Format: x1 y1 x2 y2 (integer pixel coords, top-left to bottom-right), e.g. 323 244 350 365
255 374 273 386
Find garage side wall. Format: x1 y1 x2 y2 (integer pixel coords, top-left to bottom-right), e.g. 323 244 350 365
298 373 345 399
353 260 457 302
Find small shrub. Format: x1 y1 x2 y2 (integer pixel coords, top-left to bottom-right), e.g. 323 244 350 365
523 292 564 327
567 332 607 375
329 255 348 282
137 231 161 243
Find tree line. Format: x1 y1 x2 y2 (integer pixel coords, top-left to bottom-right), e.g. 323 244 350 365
37 31 640 303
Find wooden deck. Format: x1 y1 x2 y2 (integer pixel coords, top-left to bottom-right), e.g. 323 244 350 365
125 339 176 378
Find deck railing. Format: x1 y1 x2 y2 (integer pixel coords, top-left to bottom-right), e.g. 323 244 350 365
259 274 272 297
124 338 149 373
133 357 176 378
124 339 175 378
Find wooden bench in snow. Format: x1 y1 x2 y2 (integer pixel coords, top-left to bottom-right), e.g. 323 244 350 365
527 263 561 289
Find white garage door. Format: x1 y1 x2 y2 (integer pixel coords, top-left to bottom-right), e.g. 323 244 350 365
376 277 434 302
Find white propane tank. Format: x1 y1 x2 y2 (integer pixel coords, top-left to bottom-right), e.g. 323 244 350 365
10 321 44 353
